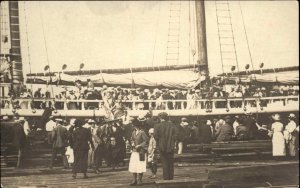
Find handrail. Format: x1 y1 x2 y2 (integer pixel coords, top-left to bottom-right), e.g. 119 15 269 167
0 95 298 103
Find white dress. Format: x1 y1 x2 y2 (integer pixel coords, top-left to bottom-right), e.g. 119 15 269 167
271 122 286 156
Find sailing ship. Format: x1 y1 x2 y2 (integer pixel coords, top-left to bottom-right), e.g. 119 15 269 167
0 1 298 118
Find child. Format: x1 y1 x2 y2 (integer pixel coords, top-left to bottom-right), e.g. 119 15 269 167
147 128 157 179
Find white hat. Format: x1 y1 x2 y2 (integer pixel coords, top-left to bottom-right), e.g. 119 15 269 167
88 119 95 123
148 128 154 134
181 122 189 126
272 114 281 121
55 118 63 122
70 118 76 125
288 113 296 119
206 120 212 125
195 89 200 93
17 117 25 122
2 116 9 120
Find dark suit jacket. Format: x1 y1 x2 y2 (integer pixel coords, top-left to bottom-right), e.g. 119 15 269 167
131 129 148 152
52 124 68 148
154 121 178 153
12 123 26 150
200 125 213 144
72 127 94 151
216 123 233 142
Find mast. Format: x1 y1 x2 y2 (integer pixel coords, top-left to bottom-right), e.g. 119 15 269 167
8 1 23 90
195 1 209 76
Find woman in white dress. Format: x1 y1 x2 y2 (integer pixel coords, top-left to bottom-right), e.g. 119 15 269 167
271 114 286 158
128 118 148 186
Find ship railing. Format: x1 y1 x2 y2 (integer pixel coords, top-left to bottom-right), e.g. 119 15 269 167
0 95 298 112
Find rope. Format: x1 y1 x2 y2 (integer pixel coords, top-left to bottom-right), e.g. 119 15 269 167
188 0 191 66
238 1 256 79
23 2 35 104
151 2 161 68
214 1 225 75
39 2 54 98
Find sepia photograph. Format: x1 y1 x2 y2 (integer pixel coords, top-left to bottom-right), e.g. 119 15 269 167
0 1 299 187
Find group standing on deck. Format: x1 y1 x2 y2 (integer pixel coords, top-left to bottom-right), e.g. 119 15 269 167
0 111 299 185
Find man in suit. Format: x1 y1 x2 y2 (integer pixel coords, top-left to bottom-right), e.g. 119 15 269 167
50 118 68 169
12 117 27 168
201 120 214 144
216 116 234 142
154 112 178 180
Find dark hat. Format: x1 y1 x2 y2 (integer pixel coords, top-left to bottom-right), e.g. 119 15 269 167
158 112 168 119
224 116 231 120
75 119 84 127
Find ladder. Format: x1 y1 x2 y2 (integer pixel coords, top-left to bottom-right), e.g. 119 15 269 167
166 1 181 66
215 1 239 73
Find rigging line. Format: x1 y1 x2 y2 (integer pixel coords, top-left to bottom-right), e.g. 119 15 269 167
188 0 191 66
23 2 34 97
214 1 225 75
39 2 54 98
238 1 256 76
151 2 161 68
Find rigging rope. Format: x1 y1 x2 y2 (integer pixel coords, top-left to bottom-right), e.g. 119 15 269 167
238 1 256 79
39 2 54 99
151 2 161 68
23 2 34 102
188 0 191 66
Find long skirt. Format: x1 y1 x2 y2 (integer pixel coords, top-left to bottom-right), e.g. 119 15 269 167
128 151 147 173
272 132 286 156
73 149 88 173
65 146 74 163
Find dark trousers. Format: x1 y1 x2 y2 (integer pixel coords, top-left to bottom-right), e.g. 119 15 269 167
160 152 174 180
50 147 68 168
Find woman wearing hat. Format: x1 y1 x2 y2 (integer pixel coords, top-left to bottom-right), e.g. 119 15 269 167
72 119 94 179
284 113 297 157
271 114 286 158
128 118 148 186
147 128 157 179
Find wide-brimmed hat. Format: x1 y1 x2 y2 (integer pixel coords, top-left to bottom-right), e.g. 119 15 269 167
70 118 76 125
2 116 9 120
158 112 168 119
288 113 296 119
148 128 154 134
272 114 281 121
206 120 212 125
55 118 64 122
88 119 95 124
181 117 188 122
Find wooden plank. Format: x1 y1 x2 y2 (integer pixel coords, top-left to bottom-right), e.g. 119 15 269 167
155 178 209 188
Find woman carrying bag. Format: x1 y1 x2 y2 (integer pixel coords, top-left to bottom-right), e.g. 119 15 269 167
128 118 148 186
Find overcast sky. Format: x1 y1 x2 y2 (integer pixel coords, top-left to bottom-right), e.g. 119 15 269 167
11 1 299 76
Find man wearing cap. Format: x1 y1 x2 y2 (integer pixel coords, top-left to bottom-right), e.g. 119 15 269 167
154 112 178 180
12 117 27 168
46 116 56 145
50 118 69 169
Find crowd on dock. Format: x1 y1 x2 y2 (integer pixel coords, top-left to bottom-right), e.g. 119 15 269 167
1 111 299 184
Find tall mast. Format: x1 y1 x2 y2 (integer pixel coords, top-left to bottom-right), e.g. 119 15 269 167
195 1 209 76
9 1 23 89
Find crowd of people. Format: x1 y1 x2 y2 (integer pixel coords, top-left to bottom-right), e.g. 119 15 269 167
1 110 299 185
1 81 299 111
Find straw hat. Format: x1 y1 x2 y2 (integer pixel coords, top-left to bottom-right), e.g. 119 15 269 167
288 113 296 119
206 120 212 125
87 119 95 124
272 114 281 121
55 118 63 122
181 117 188 122
148 128 154 134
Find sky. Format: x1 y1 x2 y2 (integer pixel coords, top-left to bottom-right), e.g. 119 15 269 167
2 1 298 77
